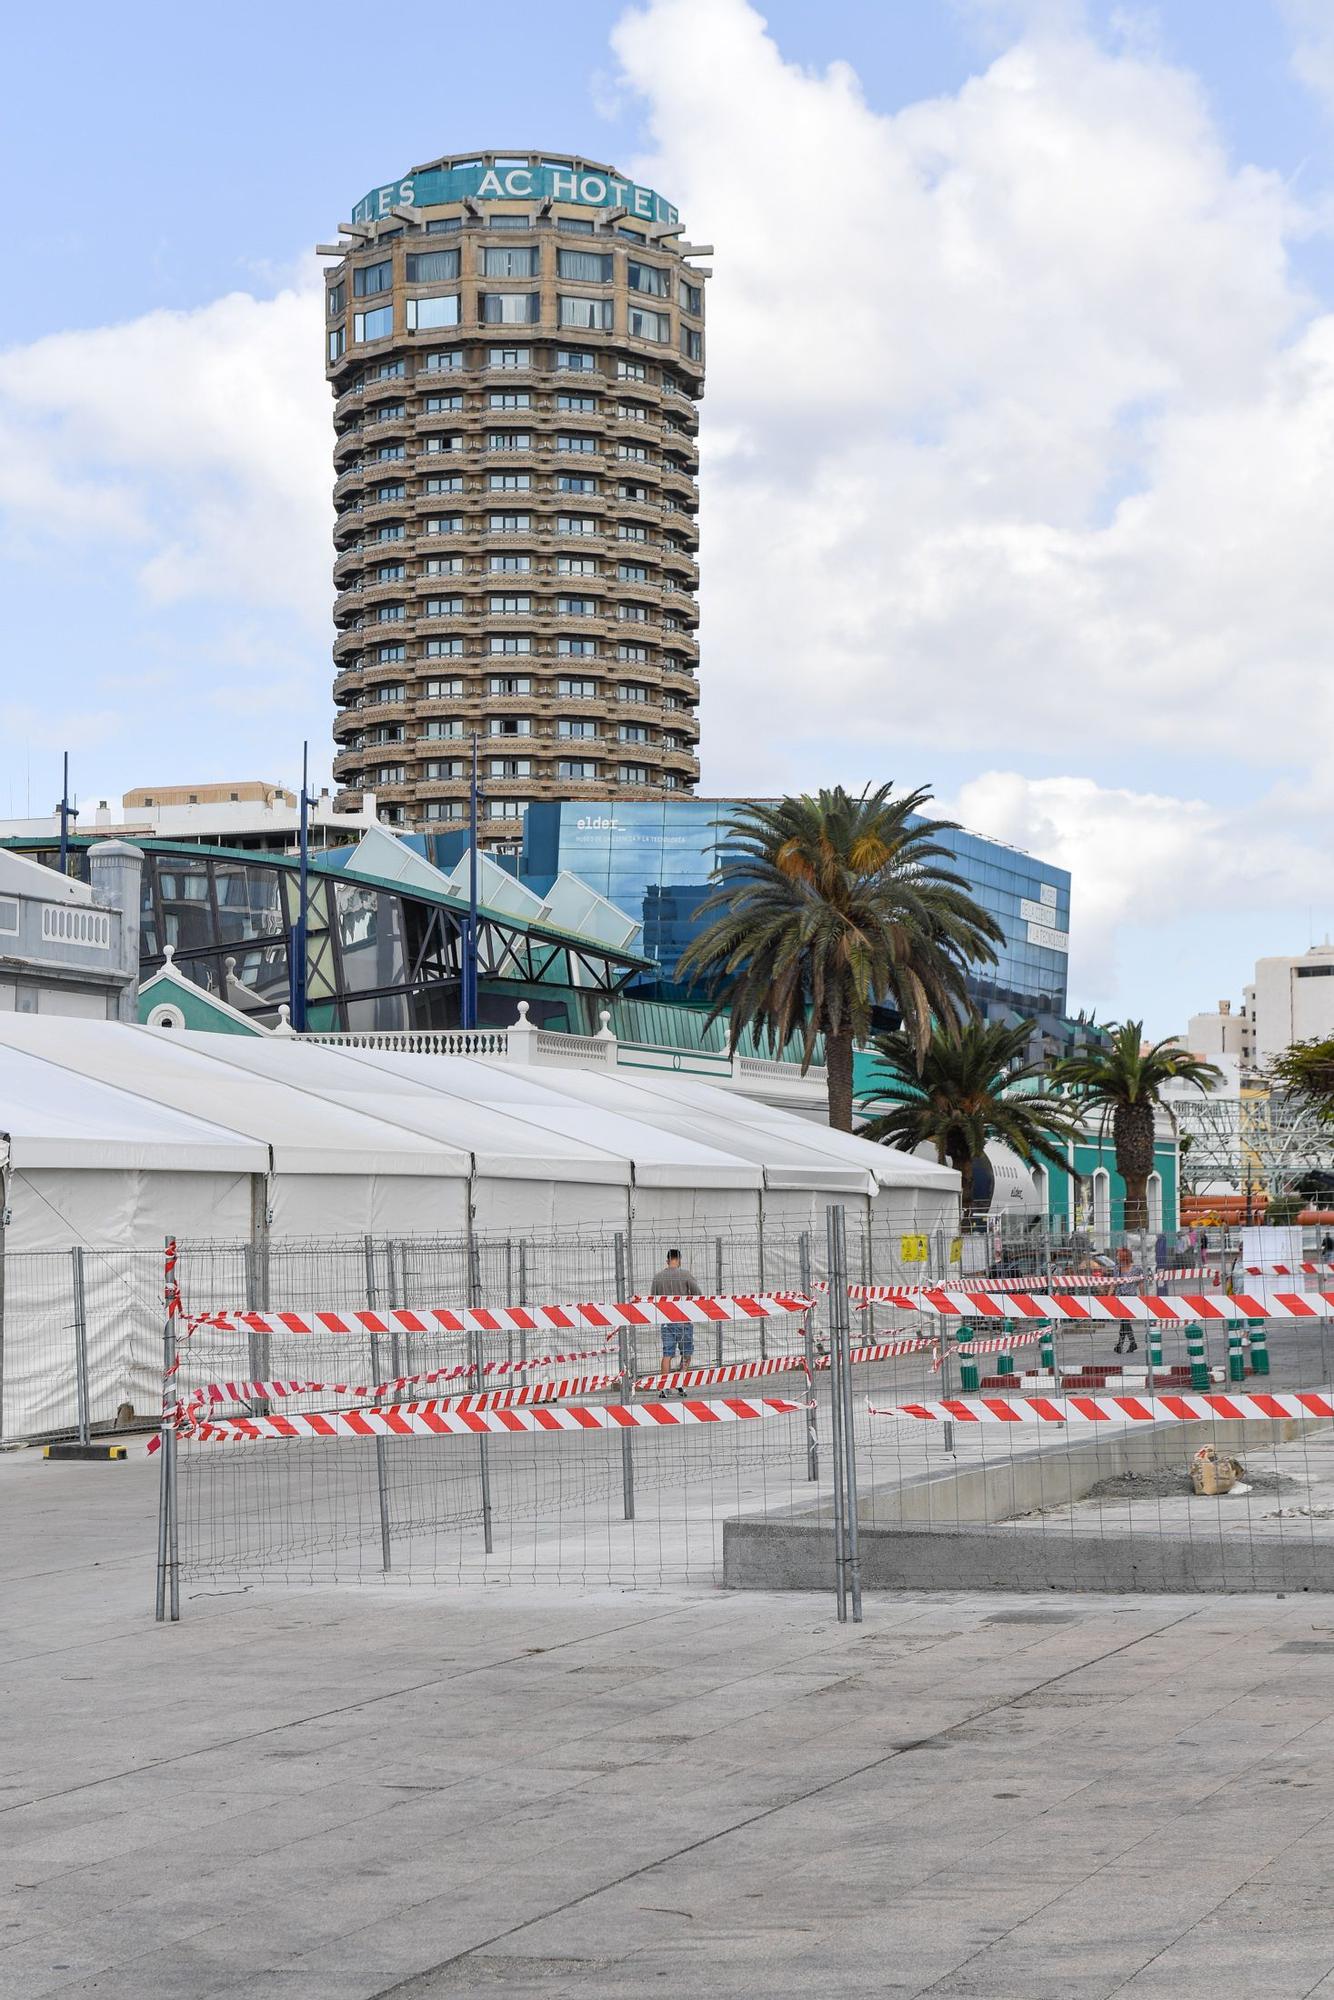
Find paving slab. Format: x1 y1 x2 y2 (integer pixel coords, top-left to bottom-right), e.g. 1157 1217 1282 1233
7 1448 1334 1997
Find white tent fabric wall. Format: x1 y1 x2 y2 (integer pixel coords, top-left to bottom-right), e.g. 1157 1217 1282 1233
0 1017 959 1440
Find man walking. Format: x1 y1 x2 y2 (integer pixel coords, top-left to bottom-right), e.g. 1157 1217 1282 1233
648 1247 704 1395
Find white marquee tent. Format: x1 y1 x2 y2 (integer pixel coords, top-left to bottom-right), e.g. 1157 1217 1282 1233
0 1017 958 1438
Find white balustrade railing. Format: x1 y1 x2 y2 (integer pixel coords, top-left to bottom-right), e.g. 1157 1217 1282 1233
40 905 112 950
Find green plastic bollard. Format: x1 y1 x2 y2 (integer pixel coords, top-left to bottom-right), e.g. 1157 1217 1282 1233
995 1318 1015 1378
1248 1317 1270 1378
1039 1321 1055 1376
958 1324 979 1394
1227 1324 1245 1384
1186 1322 1210 1392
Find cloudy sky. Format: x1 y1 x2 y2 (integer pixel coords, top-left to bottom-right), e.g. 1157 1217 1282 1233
3 0 1334 1032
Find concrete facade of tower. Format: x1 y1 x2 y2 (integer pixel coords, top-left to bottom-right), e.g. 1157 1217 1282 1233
319 152 709 843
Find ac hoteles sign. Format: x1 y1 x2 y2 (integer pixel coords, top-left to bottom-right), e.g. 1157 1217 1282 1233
352 161 680 229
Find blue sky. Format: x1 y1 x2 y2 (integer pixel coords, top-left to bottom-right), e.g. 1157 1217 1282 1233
3 0 1334 1030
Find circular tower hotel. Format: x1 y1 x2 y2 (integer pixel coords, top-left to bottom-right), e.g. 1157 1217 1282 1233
320 152 708 842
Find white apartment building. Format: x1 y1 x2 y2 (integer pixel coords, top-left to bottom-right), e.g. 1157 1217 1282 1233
1244 944 1334 1068
1186 998 1252 1062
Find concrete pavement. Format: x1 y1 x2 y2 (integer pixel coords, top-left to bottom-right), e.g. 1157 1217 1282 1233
7 1448 1334 1996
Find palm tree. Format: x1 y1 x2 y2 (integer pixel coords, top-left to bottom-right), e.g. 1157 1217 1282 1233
1055 1023 1222 1231
857 1017 1083 1214
676 785 1004 1131
1272 1039 1334 1121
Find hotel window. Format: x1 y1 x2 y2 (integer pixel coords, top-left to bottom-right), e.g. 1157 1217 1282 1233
617 643 649 662
426 637 465 656
557 249 612 282
425 475 464 494
489 390 531 409
627 262 669 298
423 801 466 821
482 244 540 278
376 765 406 784
558 393 597 412
559 760 599 780
488 637 532 655
556 473 596 494
488 717 532 735
426 393 464 412
556 515 598 535
327 282 346 317
489 553 531 571
406 249 460 283
406 294 460 330
376 523 406 541
487 472 531 491
369 400 406 422
557 433 597 453
628 306 669 343
487 431 532 451
425 597 464 616
559 720 599 739
617 401 649 421
661 772 683 790
370 683 406 703
376 602 406 621
425 719 466 738
423 434 464 453
617 359 647 381
354 306 394 343
680 327 702 361
679 281 702 315
481 293 540 326
557 216 595 235
374 482 406 502
618 441 649 461
488 346 531 368
375 444 405 461
328 326 346 362
619 723 649 743
488 213 532 230
490 799 530 820
558 595 597 616
422 350 464 371
426 216 462 234
619 763 649 784
424 515 464 535
376 643 406 663
489 594 532 613
618 603 650 621
618 683 649 702
559 295 613 331
559 677 598 698
353 260 393 297
556 348 595 371
618 562 648 582
558 637 597 656
619 481 649 501
489 758 533 778
489 512 531 532
558 555 597 575
618 523 647 541
376 562 405 582
425 679 464 698
425 760 465 780
371 359 406 380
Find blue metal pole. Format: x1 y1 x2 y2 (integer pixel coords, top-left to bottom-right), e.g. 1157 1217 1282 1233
290 740 310 1033
462 733 479 1029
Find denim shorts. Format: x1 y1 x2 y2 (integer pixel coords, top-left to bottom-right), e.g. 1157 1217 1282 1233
660 1327 695 1364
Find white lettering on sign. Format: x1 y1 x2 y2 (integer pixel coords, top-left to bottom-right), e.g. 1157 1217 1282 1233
1040 883 1058 907
503 168 533 195
1026 921 1070 953
1019 897 1062 925
549 170 578 200
476 169 505 198
580 175 607 202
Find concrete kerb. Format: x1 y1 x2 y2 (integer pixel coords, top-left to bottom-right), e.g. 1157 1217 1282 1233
723 1415 1334 1594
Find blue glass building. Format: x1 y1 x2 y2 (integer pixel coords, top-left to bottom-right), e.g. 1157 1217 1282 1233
514 799 1071 1018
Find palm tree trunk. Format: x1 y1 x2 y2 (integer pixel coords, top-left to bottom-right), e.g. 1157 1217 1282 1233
826 1030 854 1133
946 1140 975 1217
1113 1101 1155 1234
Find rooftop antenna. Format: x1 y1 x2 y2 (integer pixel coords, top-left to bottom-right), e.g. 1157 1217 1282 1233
58 750 75 875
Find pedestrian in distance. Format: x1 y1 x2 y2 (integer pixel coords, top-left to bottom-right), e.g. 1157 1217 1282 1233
648 1247 703 1395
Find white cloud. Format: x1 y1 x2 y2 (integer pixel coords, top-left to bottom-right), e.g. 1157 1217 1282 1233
611 0 1334 776
0 269 329 624
1282 0 1334 117
942 770 1334 1010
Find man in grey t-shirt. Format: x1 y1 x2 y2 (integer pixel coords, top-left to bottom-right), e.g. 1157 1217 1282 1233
648 1248 703 1393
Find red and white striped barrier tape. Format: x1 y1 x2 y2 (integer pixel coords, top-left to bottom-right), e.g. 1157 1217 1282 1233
173 1393 808 1446
1241 1263 1334 1276
876 1290 1321 1322
869 1390 1334 1424
181 1292 813 1339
